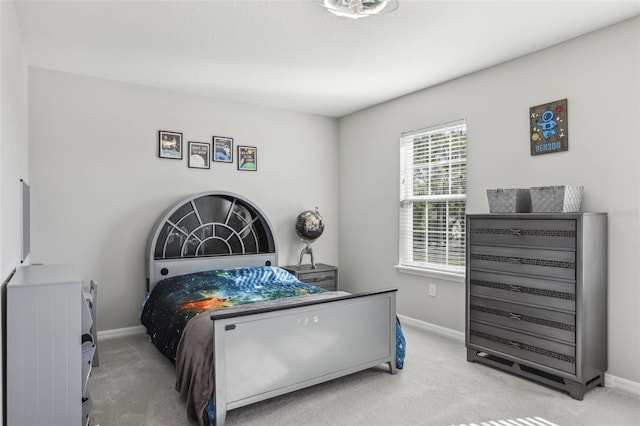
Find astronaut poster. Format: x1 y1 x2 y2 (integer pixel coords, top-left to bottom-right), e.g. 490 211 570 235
237 145 257 171
529 98 568 156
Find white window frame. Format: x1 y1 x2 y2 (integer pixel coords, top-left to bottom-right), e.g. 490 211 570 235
396 119 467 283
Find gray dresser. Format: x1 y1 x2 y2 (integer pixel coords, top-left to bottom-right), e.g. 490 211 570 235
465 213 607 400
7 264 95 426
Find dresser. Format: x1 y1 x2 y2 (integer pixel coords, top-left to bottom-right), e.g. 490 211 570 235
281 263 338 291
465 213 607 400
7 264 95 426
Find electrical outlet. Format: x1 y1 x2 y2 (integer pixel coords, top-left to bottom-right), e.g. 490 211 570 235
428 283 436 297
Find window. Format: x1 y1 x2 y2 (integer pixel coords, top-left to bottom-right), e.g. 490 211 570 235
398 119 467 278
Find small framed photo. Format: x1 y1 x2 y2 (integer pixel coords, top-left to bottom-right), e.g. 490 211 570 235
188 142 211 169
158 130 183 159
237 146 257 171
213 136 233 163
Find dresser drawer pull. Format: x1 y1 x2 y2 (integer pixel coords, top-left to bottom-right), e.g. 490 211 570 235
507 341 522 350
508 313 522 321
508 257 522 264
509 229 522 236
508 285 522 292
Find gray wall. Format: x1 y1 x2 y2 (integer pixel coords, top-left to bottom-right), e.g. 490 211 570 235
338 18 639 383
1 1 30 422
28 68 340 331
1 1 29 281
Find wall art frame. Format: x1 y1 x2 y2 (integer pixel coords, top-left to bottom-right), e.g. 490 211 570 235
213 136 234 163
530 98 568 156
237 145 257 171
188 141 211 169
158 130 183 159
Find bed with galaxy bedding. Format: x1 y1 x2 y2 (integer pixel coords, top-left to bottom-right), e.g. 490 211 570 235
141 191 404 426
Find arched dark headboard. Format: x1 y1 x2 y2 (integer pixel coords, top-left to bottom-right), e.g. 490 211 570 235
146 191 278 291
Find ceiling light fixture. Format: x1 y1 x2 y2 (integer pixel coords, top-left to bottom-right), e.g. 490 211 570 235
313 0 399 19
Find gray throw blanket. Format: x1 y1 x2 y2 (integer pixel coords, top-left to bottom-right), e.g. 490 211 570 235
175 311 215 426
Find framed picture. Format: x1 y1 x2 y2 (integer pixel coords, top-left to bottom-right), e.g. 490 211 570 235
237 145 257 171
188 142 211 169
530 98 568 156
158 130 183 159
213 136 233 163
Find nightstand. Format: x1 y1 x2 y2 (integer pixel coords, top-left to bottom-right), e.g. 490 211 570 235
281 263 338 291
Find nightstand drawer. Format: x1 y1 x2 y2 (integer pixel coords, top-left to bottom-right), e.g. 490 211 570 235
470 245 576 280
298 270 336 287
469 218 576 249
281 264 338 291
470 296 575 343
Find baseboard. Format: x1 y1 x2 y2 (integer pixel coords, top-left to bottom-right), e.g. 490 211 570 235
398 314 640 397
97 325 146 340
605 373 640 396
397 314 464 341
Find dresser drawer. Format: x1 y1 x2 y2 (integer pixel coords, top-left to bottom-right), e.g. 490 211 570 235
470 296 575 343
469 321 576 374
470 245 576 280
469 218 576 249
469 271 575 311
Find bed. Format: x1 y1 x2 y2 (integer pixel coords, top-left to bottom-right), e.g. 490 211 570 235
141 191 405 426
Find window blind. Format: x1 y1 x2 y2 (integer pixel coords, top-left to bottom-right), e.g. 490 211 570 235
399 119 467 272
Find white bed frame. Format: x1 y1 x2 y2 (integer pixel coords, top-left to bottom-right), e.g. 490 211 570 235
146 191 398 425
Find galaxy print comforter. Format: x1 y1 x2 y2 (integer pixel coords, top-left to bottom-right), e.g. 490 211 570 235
140 266 328 363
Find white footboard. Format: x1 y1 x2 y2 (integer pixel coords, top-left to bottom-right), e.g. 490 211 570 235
211 289 397 425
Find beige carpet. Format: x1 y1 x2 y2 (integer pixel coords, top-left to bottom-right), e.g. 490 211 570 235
88 322 640 426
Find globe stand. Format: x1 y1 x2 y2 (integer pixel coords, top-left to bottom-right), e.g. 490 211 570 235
297 244 317 269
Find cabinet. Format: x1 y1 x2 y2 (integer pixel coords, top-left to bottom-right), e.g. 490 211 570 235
465 213 607 400
7 264 95 426
281 263 338 291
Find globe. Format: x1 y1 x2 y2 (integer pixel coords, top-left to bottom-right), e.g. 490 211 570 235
295 208 324 268
295 208 324 243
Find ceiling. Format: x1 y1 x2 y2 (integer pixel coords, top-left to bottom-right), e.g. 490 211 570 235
14 0 640 118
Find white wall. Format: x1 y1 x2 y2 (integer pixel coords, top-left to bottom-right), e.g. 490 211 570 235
339 18 639 383
1 0 30 422
29 68 339 331
1 1 29 280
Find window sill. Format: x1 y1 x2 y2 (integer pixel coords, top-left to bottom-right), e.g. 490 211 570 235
394 265 465 283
